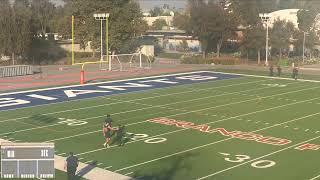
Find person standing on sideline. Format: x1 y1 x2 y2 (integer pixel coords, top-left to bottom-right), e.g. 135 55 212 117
269 65 274 76
64 152 79 180
277 66 282 77
292 66 299 80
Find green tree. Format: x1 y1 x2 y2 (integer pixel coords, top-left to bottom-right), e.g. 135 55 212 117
270 19 295 59
240 25 265 64
133 19 149 36
0 0 33 65
297 9 317 32
172 12 190 30
0 0 13 57
149 7 164 17
152 19 167 30
188 0 238 58
67 0 145 56
31 0 56 37
50 2 73 39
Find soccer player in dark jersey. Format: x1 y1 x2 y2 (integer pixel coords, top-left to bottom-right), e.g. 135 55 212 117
105 114 112 124
114 125 126 146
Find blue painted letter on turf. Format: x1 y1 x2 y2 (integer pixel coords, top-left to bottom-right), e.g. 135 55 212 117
0 71 240 111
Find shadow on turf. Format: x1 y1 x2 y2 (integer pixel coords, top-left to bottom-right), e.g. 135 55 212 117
131 152 197 180
30 114 59 124
76 161 97 177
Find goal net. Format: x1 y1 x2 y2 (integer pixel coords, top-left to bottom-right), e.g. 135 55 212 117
106 52 152 71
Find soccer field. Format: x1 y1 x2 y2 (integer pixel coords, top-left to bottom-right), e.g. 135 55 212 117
1 71 320 180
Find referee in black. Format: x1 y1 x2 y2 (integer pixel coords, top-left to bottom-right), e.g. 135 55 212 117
64 152 79 180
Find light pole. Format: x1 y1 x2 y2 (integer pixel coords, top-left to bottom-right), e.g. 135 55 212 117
259 13 271 66
93 13 109 65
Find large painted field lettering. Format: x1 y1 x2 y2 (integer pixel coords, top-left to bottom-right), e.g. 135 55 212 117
148 117 292 147
127 132 167 144
219 152 276 169
0 71 239 111
57 118 88 126
295 143 320 151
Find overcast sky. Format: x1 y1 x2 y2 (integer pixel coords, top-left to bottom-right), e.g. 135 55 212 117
49 0 187 11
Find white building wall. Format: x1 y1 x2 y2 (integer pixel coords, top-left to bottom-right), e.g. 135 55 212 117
268 9 300 28
143 16 174 26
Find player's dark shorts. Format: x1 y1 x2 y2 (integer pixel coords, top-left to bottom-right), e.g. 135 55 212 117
104 131 112 138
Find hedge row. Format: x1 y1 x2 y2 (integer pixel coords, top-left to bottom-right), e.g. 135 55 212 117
181 56 242 65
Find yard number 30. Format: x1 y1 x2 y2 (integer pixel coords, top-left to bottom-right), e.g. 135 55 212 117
220 153 276 169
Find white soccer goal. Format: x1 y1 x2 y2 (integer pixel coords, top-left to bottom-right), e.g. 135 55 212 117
105 52 152 71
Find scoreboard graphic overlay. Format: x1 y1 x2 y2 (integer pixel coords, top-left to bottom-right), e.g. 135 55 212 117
1 143 54 179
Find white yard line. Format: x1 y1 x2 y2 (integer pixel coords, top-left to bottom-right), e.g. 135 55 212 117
76 96 320 158
196 123 320 179
0 72 251 115
0 81 291 137
0 79 267 124
0 71 217 96
124 172 133 176
1 70 318 114
44 81 309 143
215 71 320 83
44 110 177 142
83 160 93 164
310 174 320 180
115 111 320 173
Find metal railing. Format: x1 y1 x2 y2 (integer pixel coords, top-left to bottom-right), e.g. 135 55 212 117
0 65 34 78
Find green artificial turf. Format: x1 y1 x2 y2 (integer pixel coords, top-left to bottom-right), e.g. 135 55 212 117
0 72 320 180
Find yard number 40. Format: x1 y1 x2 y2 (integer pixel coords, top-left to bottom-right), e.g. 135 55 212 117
219 152 276 169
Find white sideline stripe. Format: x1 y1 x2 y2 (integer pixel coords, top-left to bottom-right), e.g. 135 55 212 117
124 172 133 176
0 71 216 96
0 78 267 123
45 119 152 142
197 117 320 179
77 96 320 158
0 71 245 112
83 160 92 164
0 80 288 136
44 81 305 143
1 70 317 97
115 111 320 173
310 174 320 180
1 70 318 114
215 71 320 83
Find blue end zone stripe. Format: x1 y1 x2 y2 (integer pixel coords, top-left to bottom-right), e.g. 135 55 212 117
0 71 241 111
